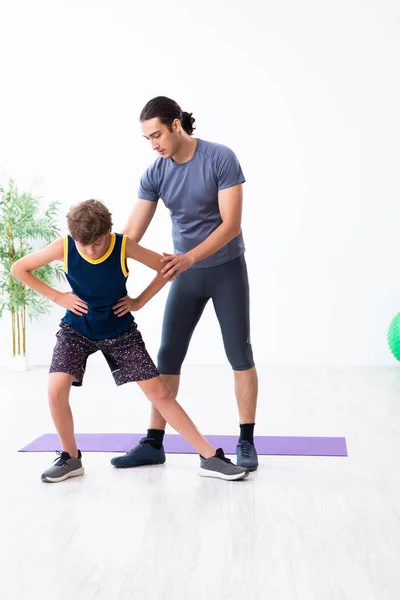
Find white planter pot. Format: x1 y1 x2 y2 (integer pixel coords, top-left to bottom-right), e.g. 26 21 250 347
9 355 28 371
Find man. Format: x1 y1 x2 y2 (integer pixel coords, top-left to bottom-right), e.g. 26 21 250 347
111 96 258 471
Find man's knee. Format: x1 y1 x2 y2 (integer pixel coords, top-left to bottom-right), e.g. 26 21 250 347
157 342 185 375
226 342 255 371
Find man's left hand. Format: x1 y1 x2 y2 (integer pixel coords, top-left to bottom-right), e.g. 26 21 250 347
160 252 194 280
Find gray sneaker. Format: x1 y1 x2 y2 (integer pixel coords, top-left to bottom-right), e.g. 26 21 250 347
199 448 249 481
41 450 84 483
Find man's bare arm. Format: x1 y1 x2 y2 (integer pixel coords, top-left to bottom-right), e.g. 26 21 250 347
122 199 158 243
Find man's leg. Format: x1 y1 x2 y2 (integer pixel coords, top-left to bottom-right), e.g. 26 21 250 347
211 256 259 470
234 366 258 425
151 270 208 442
111 272 208 468
150 274 207 435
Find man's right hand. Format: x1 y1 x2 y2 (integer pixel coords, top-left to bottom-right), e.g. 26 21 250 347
55 292 88 315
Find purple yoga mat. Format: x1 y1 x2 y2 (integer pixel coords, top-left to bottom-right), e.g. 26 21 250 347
19 434 347 456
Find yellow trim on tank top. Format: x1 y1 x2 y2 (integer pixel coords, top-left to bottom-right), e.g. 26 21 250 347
63 236 68 273
121 235 129 277
77 232 116 264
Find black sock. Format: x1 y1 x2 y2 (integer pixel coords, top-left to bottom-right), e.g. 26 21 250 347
146 429 165 450
239 423 255 445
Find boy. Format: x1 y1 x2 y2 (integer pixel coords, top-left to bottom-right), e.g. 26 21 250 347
11 199 248 483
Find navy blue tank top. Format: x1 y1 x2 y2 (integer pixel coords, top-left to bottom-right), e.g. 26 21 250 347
62 232 134 340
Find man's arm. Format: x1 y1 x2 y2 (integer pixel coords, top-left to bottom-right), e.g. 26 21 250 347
122 199 158 243
113 237 168 317
11 239 88 315
187 184 242 263
160 184 243 280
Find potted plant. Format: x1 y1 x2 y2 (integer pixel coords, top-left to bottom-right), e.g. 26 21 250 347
0 179 64 370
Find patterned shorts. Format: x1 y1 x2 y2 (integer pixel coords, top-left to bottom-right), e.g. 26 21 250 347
50 322 159 387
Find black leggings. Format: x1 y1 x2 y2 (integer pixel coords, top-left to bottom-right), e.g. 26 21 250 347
157 255 254 374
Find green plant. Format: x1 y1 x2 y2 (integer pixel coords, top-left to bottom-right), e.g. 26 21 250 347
0 179 64 357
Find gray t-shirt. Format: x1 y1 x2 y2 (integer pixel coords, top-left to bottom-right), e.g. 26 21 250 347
138 138 246 269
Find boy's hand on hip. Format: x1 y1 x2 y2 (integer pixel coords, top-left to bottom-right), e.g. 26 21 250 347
113 296 140 317
55 292 88 316
160 252 193 280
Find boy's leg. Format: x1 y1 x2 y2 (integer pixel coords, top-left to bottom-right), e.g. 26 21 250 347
42 323 93 482
42 372 84 483
106 326 248 478
148 374 180 430
138 376 215 458
48 372 78 458
48 323 94 452
137 376 249 481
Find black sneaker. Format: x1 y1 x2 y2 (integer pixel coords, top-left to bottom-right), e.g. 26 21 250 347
110 437 166 468
236 440 259 471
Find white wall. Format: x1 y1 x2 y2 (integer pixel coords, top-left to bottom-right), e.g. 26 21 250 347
1 0 399 367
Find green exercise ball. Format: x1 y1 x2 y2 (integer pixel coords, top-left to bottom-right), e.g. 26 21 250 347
388 313 400 360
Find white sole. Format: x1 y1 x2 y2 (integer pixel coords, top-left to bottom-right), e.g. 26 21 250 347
42 466 85 483
198 468 249 481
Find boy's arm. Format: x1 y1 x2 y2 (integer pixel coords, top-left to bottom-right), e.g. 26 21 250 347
113 238 168 317
124 237 165 271
11 239 88 316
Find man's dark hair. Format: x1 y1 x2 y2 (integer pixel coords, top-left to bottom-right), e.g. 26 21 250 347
140 96 196 135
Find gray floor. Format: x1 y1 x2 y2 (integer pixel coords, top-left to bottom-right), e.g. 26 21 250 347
1 364 399 599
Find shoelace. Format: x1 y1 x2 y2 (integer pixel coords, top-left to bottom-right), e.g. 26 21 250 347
127 437 151 453
53 450 69 466
238 441 254 458
215 448 233 464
